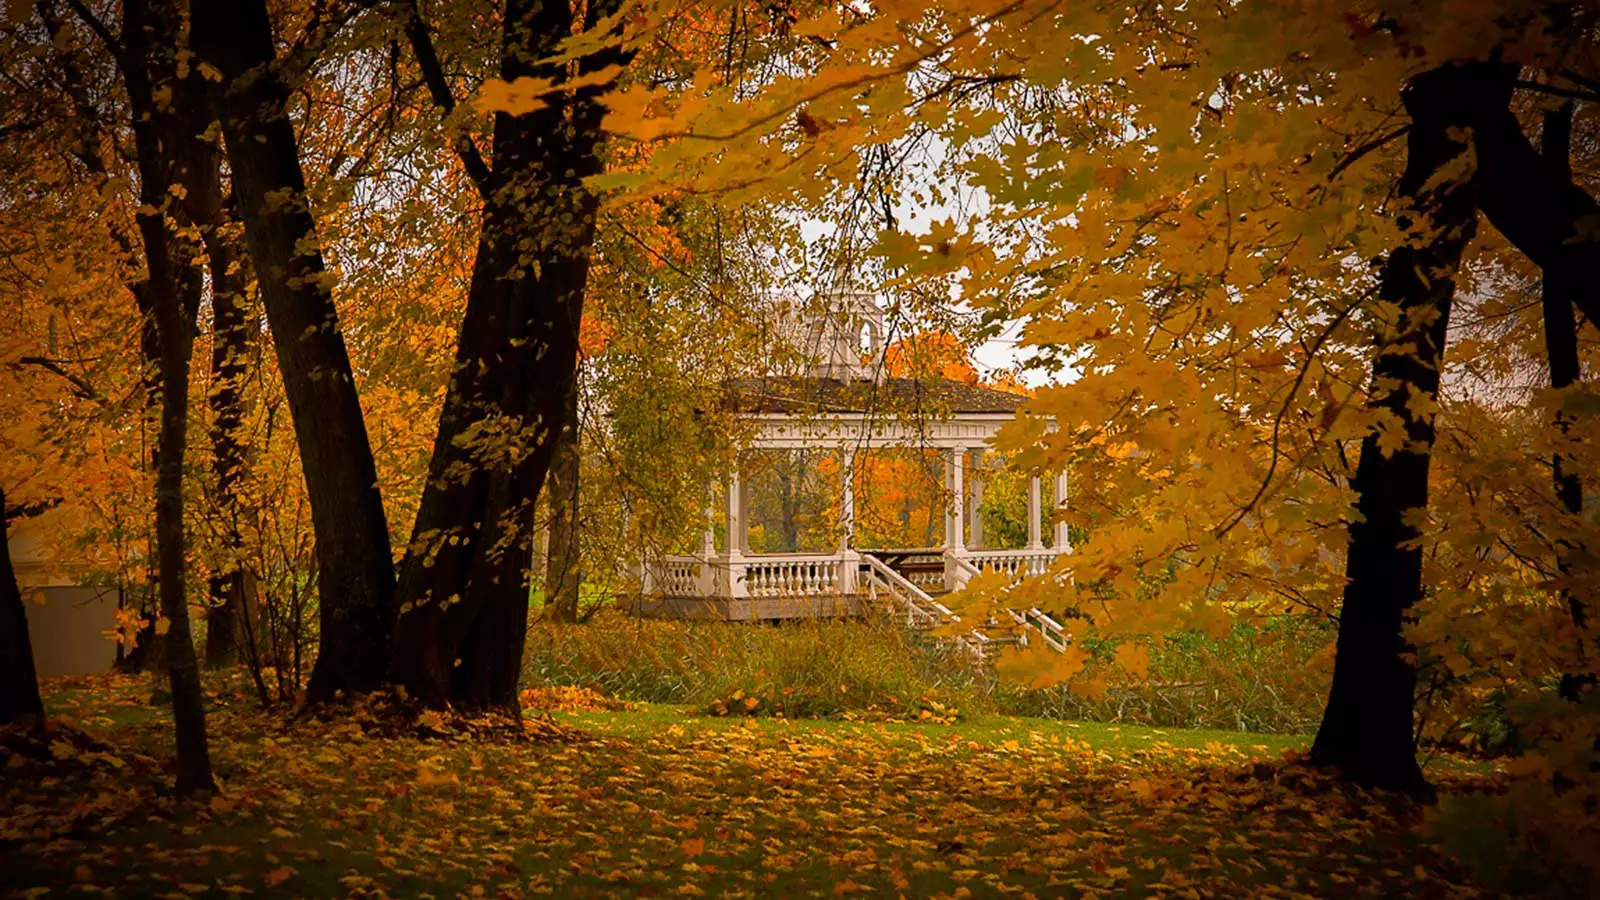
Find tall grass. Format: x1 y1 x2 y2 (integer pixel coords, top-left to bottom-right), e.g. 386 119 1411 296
522 613 1332 732
996 619 1333 733
522 613 988 719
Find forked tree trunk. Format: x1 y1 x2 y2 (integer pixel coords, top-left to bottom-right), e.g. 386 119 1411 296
166 67 259 671
1 489 47 730
390 0 624 711
545 375 582 623
1310 63 1500 796
122 0 214 795
192 0 397 702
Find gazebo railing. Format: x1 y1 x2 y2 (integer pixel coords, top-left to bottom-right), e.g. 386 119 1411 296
965 548 1056 579
745 554 844 597
657 557 703 596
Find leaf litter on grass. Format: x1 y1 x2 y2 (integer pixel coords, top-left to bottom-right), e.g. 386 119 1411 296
2 675 1506 899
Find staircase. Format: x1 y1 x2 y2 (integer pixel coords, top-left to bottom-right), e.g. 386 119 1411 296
858 552 1069 659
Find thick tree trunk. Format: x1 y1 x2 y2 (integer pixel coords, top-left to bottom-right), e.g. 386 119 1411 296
122 0 214 795
1 490 47 730
390 0 623 711
545 375 582 623
1310 63 1500 796
192 0 397 701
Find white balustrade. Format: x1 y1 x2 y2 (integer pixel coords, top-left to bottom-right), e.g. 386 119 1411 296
743 555 843 598
966 548 1057 579
656 557 704 597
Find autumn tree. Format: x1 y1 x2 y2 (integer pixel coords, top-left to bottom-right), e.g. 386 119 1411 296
580 0 1597 794
386 0 629 711
1308 63 1503 794
46 0 222 794
543 371 583 622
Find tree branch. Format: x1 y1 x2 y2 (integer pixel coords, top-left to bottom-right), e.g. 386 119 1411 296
3 496 63 523
1325 125 1409 183
1474 74 1600 330
58 0 126 66
1513 78 1600 104
12 355 107 405
400 0 491 197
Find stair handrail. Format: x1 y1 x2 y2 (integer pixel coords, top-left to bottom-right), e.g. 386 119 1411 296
861 553 956 621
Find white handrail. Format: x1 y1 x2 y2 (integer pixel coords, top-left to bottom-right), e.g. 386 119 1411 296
861 553 955 618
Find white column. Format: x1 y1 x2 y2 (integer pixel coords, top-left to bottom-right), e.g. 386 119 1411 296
944 446 966 552
1026 474 1043 549
1052 471 1070 551
698 485 717 596
967 449 985 551
726 466 747 598
838 448 858 595
701 485 716 558
838 448 856 552
726 467 744 559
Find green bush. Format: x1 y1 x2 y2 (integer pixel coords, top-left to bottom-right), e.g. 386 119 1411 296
521 613 988 720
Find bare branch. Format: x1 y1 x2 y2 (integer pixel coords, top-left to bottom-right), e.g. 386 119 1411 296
400 0 491 196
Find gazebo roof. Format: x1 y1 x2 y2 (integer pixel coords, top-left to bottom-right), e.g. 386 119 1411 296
723 376 1027 417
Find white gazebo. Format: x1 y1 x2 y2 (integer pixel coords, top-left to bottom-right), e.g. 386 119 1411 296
636 288 1070 625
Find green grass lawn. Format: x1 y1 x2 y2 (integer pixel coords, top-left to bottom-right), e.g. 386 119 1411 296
2 675 1499 899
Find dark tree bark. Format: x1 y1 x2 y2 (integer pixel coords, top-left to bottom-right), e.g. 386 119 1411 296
390 0 626 711
118 0 215 795
1474 86 1600 329
198 205 256 670
192 0 397 702
1310 63 1504 796
1 490 47 730
1538 102 1591 696
545 375 582 623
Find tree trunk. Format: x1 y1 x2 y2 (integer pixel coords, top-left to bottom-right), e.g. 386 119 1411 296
122 0 215 795
545 373 582 623
167 71 259 670
1538 102 1591 698
199 212 254 669
1 489 47 730
192 0 397 702
1310 63 1500 796
390 0 625 711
